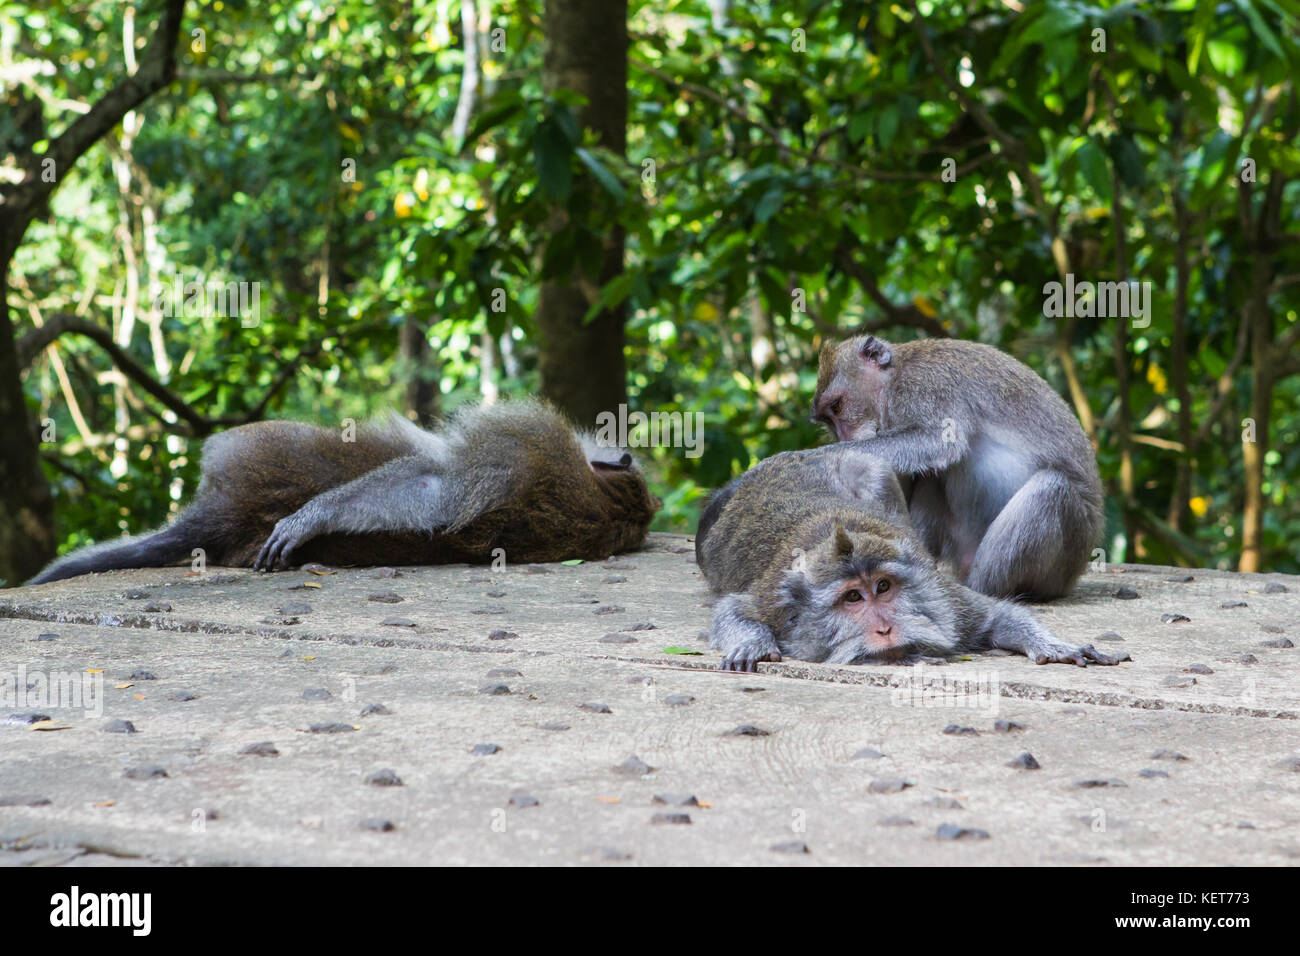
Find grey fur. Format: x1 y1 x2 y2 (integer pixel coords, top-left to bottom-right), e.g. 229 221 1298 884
814 336 1103 600
697 444 1128 671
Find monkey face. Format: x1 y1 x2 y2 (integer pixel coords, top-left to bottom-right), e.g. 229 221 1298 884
811 336 890 441
772 529 961 665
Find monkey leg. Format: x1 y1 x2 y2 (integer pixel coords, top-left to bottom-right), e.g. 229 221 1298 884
965 469 1096 600
709 594 782 672
962 587 1130 667
254 456 450 571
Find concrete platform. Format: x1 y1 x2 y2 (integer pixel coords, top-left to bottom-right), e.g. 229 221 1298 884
1 533 1297 865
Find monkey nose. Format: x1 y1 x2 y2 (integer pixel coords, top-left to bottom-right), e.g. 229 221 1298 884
875 626 893 637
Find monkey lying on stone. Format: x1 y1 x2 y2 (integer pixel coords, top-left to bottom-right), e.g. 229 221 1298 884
29 401 660 585
695 444 1128 672
813 335 1102 600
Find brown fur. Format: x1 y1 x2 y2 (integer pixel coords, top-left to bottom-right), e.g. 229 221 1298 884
28 401 659 583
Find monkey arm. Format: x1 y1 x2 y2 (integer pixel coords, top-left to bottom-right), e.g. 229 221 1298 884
847 425 968 476
709 593 782 672
254 455 456 571
957 587 1130 667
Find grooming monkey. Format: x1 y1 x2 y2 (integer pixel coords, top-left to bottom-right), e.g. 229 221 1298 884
696 444 1126 671
28 401 660 585
812 335 1103 600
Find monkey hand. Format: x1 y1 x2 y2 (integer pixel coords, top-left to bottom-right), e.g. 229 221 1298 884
718 641 782 673
254 513 318 571
1025 640 1131 668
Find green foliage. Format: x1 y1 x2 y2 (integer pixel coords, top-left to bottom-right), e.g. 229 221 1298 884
6 0 1300 572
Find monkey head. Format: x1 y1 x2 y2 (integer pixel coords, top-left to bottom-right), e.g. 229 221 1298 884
578 436 663 522
812 335 894 441
769 521 960 665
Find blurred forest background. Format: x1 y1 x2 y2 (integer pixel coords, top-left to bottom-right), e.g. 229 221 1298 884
2 0 1299 586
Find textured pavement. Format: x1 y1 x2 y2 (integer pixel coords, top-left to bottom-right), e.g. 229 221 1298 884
1 533 1297 865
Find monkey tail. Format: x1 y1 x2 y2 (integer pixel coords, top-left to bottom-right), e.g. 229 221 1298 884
26 511 207 586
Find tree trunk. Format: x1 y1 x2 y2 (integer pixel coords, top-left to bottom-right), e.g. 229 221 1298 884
0 260 55 585
1240 252 1274 573
536 0 628 427
1166 195 1193 535
400 316 440 425
0 0 184 584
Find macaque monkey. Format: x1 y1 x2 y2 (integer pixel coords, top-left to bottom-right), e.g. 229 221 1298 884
28 401 659 585
812 335 1102 600
696 445 1126 672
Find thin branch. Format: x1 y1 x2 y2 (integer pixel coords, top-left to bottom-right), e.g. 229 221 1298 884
1 0 185 225
18 313 209 433
832 244 949 337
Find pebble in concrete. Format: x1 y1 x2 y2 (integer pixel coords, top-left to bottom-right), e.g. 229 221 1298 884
770 841 810 853
652 794 699 807
614 756 654 776
239 742 279 757
123 765 168 780
936 824 989 840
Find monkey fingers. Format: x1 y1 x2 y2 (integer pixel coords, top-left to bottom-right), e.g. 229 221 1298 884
719 648 782 672
1031 643 1132 667
254 516 314 571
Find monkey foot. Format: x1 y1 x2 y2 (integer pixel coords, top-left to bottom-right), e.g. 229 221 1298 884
1032 643 1131 667
254 516 313 572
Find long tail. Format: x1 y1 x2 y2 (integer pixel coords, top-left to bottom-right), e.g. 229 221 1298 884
26 513 205 586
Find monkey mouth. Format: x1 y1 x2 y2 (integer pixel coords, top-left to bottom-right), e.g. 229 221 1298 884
848 644 910 665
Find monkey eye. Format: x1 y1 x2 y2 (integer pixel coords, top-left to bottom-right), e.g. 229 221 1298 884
875 579 892 595
828 397 843 416
843 589 864 603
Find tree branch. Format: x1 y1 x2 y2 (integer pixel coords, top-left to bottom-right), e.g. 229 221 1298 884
2 0 185 226
832 243 949 337
18 313 209 433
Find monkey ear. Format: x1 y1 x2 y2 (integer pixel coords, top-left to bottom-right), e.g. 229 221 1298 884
833 523 854 559
858 335 892 369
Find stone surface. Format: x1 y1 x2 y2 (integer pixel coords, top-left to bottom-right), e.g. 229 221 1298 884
0 536 1297 865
